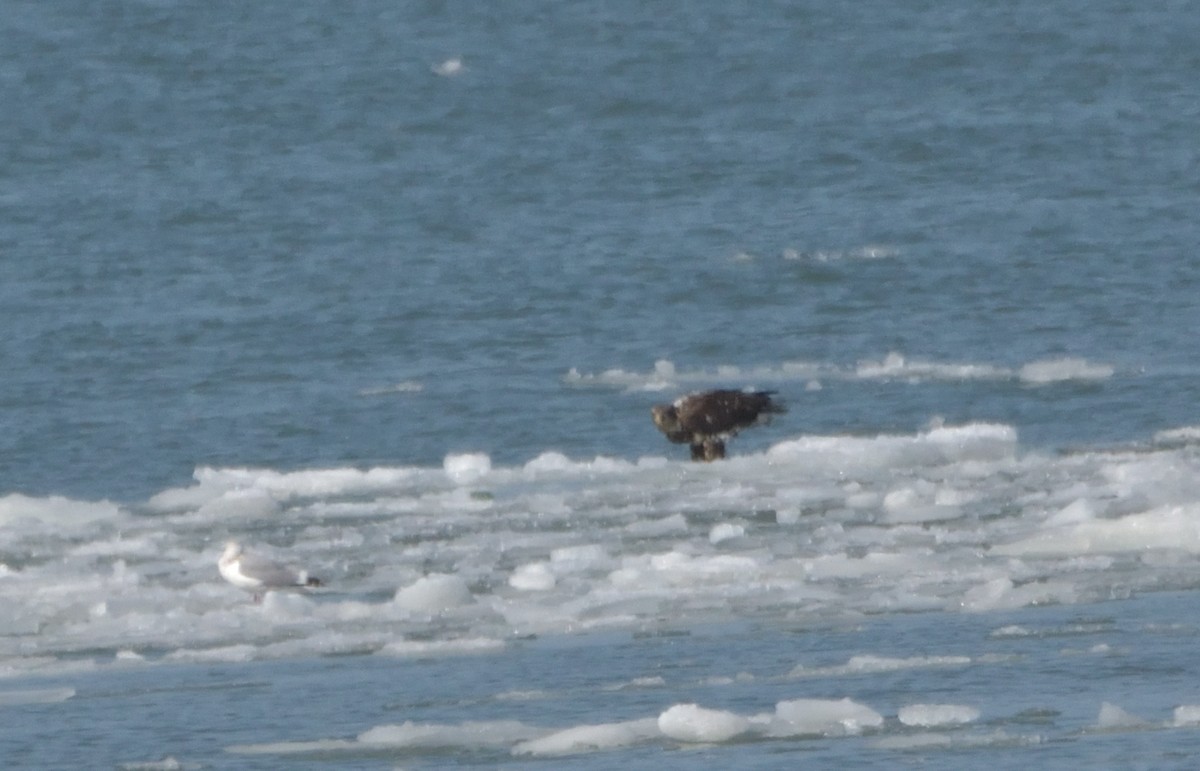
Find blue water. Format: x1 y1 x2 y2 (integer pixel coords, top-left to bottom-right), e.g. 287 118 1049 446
4 1 1200 767
10 594 1200 769
4 0 1198 501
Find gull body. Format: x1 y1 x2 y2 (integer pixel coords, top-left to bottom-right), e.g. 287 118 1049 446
218 541 322 598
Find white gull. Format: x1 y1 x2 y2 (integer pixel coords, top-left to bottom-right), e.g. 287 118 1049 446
218 541 322 599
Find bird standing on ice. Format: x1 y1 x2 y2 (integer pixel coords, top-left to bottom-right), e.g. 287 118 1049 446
651 389 786 461
218 541 322 600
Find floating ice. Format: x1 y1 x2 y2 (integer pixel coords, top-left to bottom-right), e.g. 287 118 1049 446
959 577 1079 612
856 352 1006 381
1173 705 1200 726
789 654 971 679
1097 702 1148 729
376 637 504 658
431 57 466 77
780 244 898 262
229 719 539 756
0 493 123 528
767 698 884 736
709 522 745 544
443 452 492 485
393 574 473 613
1154 426 1200 446
562 351 1089 393
117 758 187 771
6 420 1200 680
358 719 535 749
994 504 1200 557
898 703 981 727
657 703 753 743
509 562 556 591
0 686 76 706
1018 357 1114 384
358 380 424 396
513 718 661 756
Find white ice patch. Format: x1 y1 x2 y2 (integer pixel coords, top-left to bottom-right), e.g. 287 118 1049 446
898 703 981 727
509 562 556 591
393 574 474 613
357 719 533 749
443 453 492 485
358 380 424 396
766 698 884 737
994 504 1200 557
1097 702 1149 729
564 351 1107 392
1155 426 1200 446
513 718 661 756
856 352 1006 382
657 703 754 743
376 637 505 658
196 488 280 521
117 758 187 771
1018 357 1114 384
0 686 76 706
235 695 895 761
229 720 539 756
789 654 971 678
0 494 123 528
10 421 1200 679
1173 705 1200 726
431 57 466 77
709 522 745 544
959 577 1079 612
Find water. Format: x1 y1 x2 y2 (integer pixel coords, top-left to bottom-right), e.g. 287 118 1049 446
3 0 1200 767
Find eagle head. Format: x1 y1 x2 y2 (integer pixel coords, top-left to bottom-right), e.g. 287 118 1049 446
651 404 679 433
651 403 692 444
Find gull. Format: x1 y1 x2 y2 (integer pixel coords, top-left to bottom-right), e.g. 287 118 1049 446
218 541 322 601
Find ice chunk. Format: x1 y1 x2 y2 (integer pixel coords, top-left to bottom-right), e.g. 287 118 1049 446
226 739 358 756
1173 705 1200 726
196 488 280 521
959 577 1078 612
769 697 884 736
0 493 123 527
524 452 574 473
995 505 1200 556
431 57 465 77
443 453 491 485
513 718 661 756
377 637 504 657
117 758 186 771
1097 702 1147 729
898 704 980 727
358 719 538 749
657 703 753 743
509 562 556 591
550 544 611 574
393 574 473 613
789 654 971 678
709 523 745 544
0 687 76 706
1019 357 1113 384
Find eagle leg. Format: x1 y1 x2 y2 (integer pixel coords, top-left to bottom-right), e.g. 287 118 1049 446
692 439 725 462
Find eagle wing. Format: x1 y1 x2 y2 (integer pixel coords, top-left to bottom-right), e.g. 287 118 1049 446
676 390 784 438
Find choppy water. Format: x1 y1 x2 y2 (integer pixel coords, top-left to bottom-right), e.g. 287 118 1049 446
3 0 1200 767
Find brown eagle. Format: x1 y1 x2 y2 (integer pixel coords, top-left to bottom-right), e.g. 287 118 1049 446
651 389 786 461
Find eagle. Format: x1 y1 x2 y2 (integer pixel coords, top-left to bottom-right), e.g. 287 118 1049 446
651 389 786 461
